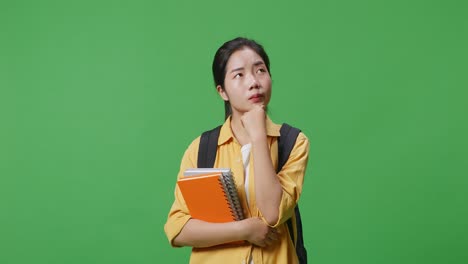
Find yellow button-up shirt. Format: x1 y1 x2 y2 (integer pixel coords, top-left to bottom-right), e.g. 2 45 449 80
164 116 310 264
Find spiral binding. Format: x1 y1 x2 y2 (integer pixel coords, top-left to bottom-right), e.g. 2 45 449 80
219 172 244 221
218 178 237 220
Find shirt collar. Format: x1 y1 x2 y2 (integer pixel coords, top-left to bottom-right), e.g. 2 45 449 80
218 115 281 145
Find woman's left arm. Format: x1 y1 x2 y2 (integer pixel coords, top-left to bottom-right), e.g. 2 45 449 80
242 106 310 226
251 134 283 225
242 106 281 225
255 133 310 228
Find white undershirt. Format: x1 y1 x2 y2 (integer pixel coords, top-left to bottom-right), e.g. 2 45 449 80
241 143 252 206
240 143 254 264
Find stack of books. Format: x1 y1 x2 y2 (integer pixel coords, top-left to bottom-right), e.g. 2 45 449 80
177 168 244 223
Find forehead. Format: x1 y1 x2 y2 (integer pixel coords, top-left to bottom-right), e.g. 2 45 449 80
226 48 264 69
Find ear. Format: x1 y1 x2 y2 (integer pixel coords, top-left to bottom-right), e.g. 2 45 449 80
216 85 229 101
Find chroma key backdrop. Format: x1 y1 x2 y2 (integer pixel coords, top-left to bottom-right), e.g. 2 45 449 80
1 0 467 263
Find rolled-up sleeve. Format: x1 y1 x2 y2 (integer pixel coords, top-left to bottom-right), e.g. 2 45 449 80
164 137 200 246
261 132 310 228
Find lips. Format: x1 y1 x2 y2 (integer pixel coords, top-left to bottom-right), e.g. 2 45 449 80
249 94 263 100
248 94 264 103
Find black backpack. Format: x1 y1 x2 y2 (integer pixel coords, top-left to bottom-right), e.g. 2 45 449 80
197 123 308 264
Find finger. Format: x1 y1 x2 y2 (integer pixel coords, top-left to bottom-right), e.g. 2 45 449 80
265 235 277 247
264 237 273 247
270 228 278 234
268 232 279 241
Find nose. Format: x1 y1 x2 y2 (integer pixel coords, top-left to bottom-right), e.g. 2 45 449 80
248 75 260 90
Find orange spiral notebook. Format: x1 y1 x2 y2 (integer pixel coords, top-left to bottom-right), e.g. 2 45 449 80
177 168 244 223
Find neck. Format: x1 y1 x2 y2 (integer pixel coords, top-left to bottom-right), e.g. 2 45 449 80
230 112 250 145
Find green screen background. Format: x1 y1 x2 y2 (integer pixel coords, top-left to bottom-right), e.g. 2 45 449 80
1 0 467 263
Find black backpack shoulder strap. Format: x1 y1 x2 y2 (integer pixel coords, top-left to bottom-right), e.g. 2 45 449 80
278 123 301 173
277 123 301 242
197 125 222 168
279 123 308 264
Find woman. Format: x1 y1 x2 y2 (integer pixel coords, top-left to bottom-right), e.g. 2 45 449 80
164 37 310 263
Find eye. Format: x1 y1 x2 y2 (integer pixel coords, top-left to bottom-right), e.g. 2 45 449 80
257 68 267 74
234 73 243 78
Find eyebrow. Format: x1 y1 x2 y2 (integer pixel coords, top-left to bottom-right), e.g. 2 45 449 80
229 67 244 73
253 61 265 67
229 61 265 73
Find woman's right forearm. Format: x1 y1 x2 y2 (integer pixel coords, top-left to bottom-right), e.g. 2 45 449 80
173 219 248 248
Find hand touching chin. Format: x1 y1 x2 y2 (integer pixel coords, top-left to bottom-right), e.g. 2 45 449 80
241 105 267 142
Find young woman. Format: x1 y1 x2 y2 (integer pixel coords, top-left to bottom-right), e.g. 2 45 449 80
164 37 310 264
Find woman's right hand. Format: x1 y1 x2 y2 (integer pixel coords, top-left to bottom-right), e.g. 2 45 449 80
241 217 279 247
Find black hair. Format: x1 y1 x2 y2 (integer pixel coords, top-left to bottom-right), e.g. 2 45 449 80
212 37 271 120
